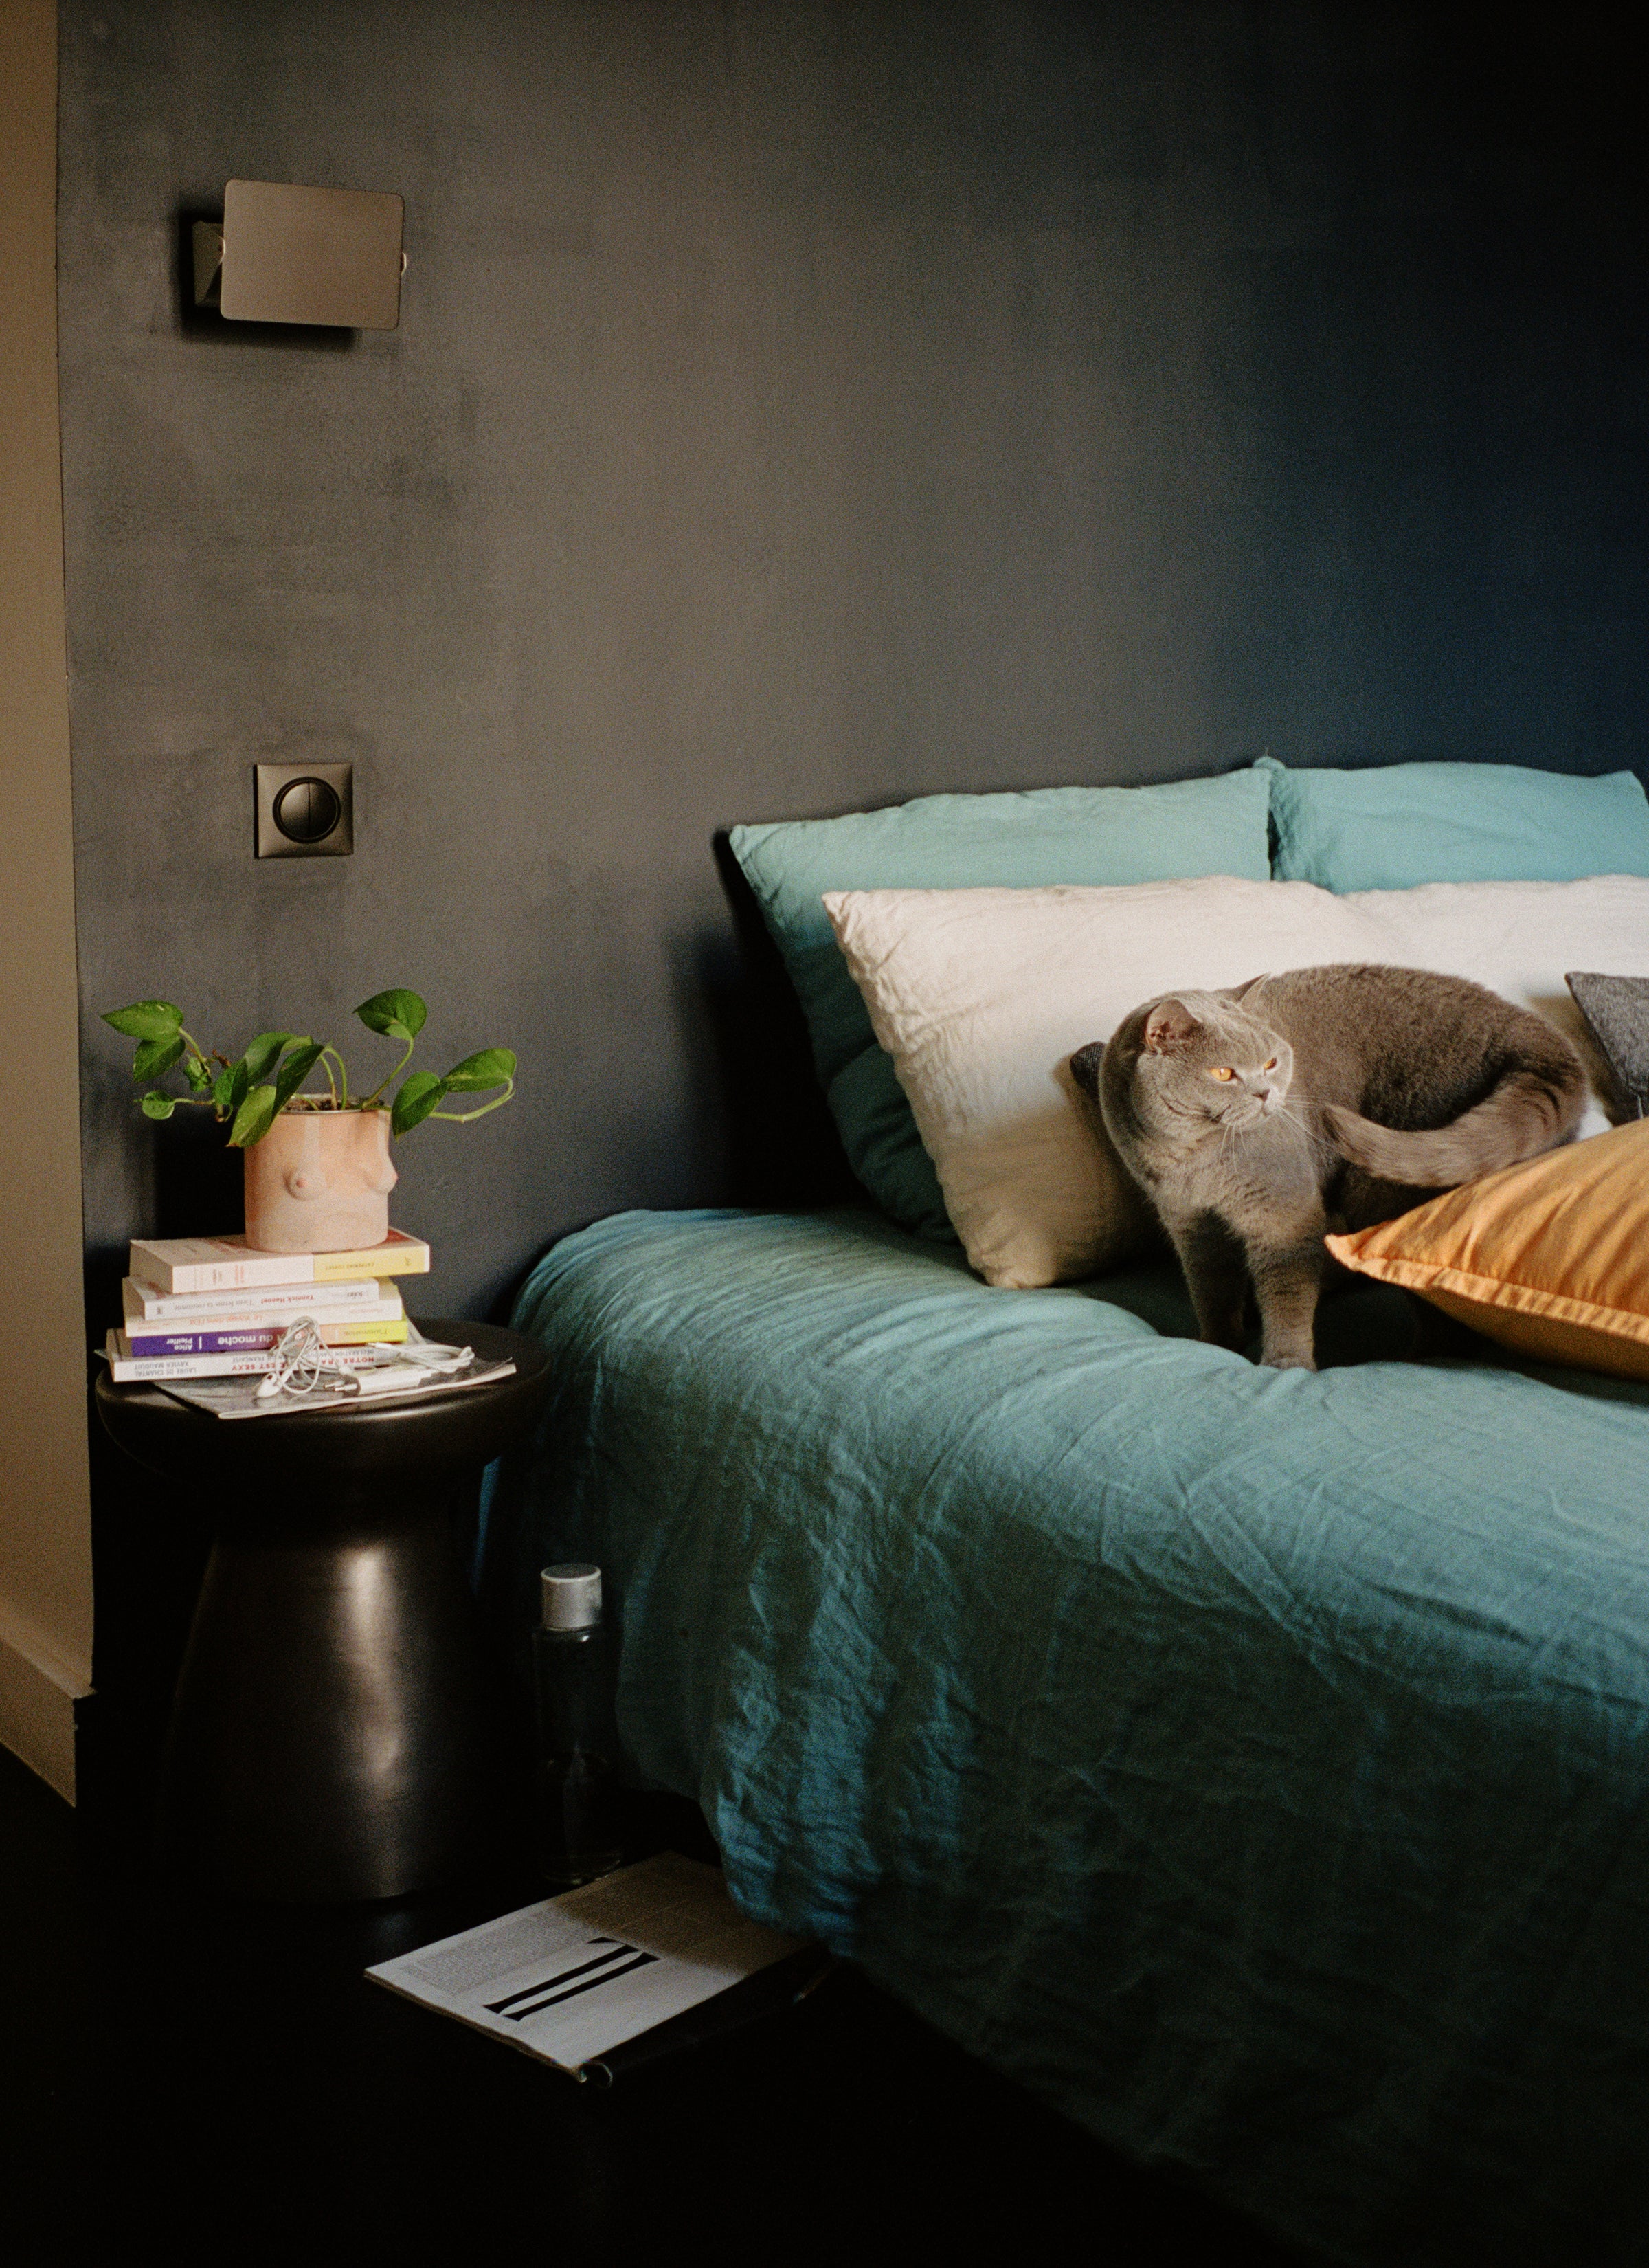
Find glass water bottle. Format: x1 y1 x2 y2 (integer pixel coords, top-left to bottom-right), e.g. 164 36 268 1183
532 1563 624 1888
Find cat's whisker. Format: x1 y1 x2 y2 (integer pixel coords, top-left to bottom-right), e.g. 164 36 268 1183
1276 1108 1339 1162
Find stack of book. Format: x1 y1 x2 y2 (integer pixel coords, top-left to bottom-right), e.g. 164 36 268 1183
101 1229 432 1383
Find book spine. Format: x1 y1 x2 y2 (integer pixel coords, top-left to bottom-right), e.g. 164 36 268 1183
122 1290 404 1332
130 1252 319 1294
122 1318 410 1358
311 1244 431 1282
124 1275 394 1322
104 1340 388 1383
130 1243 431 1293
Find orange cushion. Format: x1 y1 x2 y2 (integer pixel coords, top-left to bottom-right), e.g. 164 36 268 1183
1325 1120 1649 1381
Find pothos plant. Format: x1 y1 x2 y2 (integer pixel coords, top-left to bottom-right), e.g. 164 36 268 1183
101 990 516 1146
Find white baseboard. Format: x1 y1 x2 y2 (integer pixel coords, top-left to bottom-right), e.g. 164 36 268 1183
0 1605 91 1804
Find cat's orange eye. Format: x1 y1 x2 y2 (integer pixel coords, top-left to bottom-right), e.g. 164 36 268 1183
1209 1067 1236 1081
1264 1057 1278 1071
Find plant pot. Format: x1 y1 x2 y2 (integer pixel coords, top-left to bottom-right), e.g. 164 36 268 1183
243 1107 398 1254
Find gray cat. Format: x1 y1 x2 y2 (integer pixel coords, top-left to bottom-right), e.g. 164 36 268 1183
1070 965 1585 1372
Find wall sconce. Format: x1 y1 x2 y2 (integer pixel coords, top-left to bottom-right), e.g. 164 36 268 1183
192 180 405 330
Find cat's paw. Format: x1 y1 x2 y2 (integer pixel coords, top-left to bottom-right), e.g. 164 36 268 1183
1260 1350 1316 1372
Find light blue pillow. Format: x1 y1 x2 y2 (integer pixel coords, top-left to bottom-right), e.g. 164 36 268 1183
728 772 1272 1237
1261 756 1649 893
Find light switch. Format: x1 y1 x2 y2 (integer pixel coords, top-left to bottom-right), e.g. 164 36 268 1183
255 762 354 858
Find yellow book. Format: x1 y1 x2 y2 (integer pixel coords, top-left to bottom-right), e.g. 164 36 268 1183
311 1232 431 1284
311 1315 410 1346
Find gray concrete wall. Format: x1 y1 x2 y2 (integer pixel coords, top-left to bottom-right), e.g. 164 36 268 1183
58 1 1649 1320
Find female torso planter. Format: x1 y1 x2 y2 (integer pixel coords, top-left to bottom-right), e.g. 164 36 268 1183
243 1103 398 1253
102 988 515 1257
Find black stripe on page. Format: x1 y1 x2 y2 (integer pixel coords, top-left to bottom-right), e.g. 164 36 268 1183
501 1949 660 2021
485 1940 627 2013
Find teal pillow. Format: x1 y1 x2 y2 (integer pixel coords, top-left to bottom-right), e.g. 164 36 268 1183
1260 757 1649 893
728 772 1272 1237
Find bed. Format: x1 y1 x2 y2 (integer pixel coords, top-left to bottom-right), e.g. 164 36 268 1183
477 759 1649 2265
478 1203 1649 2265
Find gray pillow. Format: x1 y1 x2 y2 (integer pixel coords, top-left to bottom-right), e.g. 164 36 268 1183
1566 972 1649 1117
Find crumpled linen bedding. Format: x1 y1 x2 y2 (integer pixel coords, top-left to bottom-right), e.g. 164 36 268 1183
480 1205 1649 2265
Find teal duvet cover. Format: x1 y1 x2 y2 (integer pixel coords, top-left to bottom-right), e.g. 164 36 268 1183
484 1208 1649 2265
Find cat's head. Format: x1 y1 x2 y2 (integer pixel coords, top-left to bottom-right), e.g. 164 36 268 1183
1074 985 1292 1139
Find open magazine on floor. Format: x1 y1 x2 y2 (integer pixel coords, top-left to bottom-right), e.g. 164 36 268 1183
368 1852 822 2084
144 1322 515 1420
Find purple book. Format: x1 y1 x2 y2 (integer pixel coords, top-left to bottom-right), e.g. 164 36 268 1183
119 1323 397 1357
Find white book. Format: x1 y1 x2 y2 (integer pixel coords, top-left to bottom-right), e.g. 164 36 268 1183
129 1228 431 1294
122 1274 401 1323
100 1331 389 1383
367 1854 809 2081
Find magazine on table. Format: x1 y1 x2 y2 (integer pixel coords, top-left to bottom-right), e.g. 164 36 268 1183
144 1322 515 1421
367 1853 818 2082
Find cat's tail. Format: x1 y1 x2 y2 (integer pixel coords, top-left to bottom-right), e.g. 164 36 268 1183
1321 1066 1586 1189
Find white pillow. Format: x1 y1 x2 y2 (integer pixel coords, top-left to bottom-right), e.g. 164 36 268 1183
824 874 1649 1290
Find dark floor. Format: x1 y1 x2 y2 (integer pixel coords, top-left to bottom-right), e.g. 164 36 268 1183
0 1740 1302 2268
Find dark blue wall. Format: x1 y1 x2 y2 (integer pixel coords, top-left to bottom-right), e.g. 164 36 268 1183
58 1 1649 1318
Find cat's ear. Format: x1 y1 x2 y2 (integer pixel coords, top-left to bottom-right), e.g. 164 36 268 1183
1228 973 1267 1003
1068 1041 1105 1099
1143 998 1200 1053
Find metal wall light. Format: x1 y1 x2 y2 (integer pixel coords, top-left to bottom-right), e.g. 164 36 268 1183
192 180 405 330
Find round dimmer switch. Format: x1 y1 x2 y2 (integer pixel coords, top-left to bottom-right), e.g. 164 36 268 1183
272 775 343 844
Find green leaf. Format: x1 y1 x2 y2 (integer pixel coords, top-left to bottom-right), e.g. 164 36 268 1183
132 1034 186 1082
228 1085 278 1148
392 1072 448 1136
182 1054 214 1093
212 1060 249 1116
139 1090 176 1121
241 1030 300 1085
103 1001 183 1043
440 1047 517 1093
271 1041 326 1113
355 990 427 1041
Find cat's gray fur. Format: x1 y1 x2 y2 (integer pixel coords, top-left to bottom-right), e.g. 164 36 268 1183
1069 964 1585 1372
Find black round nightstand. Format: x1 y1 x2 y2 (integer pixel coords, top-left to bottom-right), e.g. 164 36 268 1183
95 1318 551 1904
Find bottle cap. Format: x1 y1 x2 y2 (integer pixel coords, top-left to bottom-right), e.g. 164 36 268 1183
540 1563 603 1632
